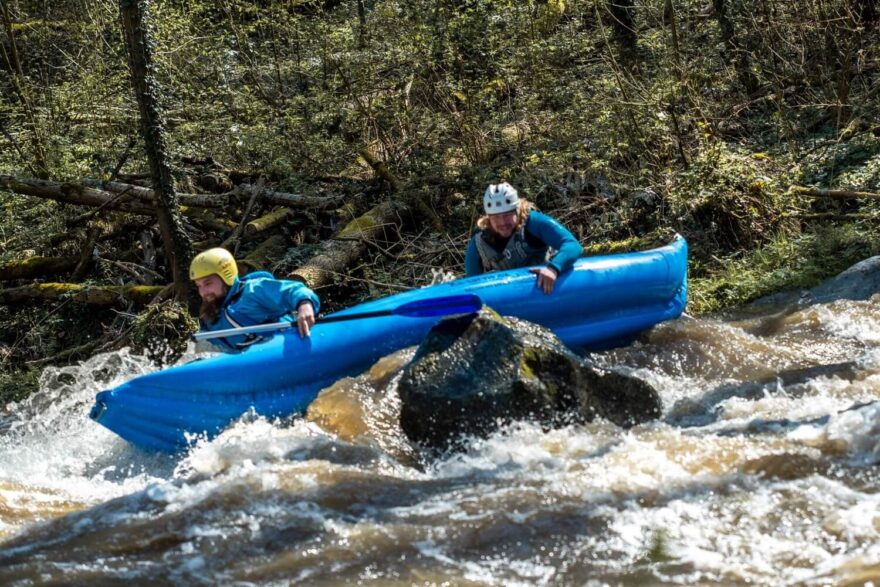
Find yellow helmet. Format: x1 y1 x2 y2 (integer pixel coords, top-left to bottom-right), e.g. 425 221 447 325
189 247 238 286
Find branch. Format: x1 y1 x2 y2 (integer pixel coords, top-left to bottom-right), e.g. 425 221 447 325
792 186 880 200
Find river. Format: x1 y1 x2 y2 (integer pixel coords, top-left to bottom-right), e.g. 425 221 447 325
1 294 879 585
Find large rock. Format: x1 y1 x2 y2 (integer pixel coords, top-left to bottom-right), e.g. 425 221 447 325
397 309 662 450
749 255 880 310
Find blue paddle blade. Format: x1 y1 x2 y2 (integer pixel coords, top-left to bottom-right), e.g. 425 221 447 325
393 294 482 318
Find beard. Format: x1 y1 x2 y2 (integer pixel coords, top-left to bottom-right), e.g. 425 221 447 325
200 297 223 325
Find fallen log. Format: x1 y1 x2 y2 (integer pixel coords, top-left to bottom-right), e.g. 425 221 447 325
792 186 880 200
358 148 401 190
288 200 402 289
246 207 295 234
0 175 157 215
786 212 876 221
0 250 137 281
184 208 239 233
82 179 226 208
0 283 165 305
239 234 290 273
0 256 80 281
223 177 265 254
231 183 343 209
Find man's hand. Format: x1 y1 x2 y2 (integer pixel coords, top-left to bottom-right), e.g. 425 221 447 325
529 266 558 294
296 301 316 338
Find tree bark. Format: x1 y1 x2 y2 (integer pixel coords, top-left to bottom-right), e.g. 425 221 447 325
246 207 295 234
0 175 159 215
288 201 402 289
82 179 226 208
119 0 193 301
0 283 165 305
232 183 343 209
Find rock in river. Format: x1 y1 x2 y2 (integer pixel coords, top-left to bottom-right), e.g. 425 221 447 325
398 308 662 450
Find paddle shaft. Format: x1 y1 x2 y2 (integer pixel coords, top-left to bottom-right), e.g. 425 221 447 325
191 294 481 342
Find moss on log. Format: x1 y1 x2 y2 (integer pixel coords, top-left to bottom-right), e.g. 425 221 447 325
239 234 290 272
288 201 401 288
246 207 294 234
0 256 80 281
0 283 165 305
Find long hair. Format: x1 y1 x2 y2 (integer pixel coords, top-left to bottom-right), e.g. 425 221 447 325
476 199 536 232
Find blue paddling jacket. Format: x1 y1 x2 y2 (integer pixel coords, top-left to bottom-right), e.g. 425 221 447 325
464 210 583 277
200 271 320 353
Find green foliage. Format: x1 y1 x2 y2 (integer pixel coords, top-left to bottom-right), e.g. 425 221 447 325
690 224 880 314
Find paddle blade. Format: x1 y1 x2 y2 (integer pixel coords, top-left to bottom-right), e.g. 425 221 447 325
392 294 482 318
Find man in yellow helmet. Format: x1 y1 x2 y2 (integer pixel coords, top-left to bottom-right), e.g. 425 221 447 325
189 247 320 352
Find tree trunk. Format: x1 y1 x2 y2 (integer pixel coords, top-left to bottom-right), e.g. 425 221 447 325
232 183 343 209
664 0 682 71
82 179 226 208
288 201 402 289
0 175 160 215
246 207 296 234
119 0 193 301
793 186 880 200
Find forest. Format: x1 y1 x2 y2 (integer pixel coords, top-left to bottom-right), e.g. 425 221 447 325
1 0 879 404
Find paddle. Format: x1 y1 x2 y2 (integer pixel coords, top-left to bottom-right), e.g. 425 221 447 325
191 293 483 342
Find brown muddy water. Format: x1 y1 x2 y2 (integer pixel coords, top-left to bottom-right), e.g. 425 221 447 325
1 297 879 586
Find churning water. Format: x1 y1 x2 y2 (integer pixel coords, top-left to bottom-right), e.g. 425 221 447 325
1 296 879 585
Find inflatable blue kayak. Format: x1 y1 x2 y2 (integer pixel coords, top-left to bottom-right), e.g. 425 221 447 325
90 235 688 452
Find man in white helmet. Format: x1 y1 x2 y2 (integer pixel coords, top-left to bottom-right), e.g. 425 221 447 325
189 247 319 352
464 182 583 294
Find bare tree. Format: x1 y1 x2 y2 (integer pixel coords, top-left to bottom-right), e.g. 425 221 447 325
119 0 193 301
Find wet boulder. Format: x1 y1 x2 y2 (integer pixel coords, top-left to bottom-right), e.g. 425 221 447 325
397 308 662 450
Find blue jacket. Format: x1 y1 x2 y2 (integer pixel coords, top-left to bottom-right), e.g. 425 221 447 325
464 210 583 277
200 271 320 353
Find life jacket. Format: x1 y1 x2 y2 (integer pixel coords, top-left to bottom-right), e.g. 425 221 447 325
201 270 291 353
473 222 555 272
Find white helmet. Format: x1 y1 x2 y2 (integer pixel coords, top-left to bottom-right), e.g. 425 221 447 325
483 182 519 214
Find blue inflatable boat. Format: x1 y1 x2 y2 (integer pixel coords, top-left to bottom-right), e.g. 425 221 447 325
90 235 688 452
